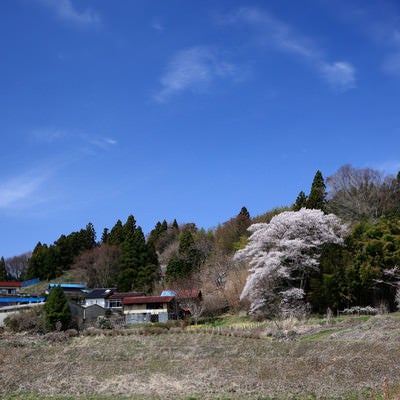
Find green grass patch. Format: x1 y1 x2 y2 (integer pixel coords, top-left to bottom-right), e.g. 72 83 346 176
300 328 338 341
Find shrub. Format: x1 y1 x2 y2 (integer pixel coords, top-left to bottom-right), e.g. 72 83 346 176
44 286 71 331
96 316 112 329
4 307 45 333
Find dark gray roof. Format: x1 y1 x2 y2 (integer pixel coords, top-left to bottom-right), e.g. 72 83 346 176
86 288 116 299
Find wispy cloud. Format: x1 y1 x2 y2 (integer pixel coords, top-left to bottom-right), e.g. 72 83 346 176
151 19 164 33
154 46 242 102
32 128 66 143
31 128 117 152
223 7 356 92
37 0 101 27
89 137 118 150
0 170 50 209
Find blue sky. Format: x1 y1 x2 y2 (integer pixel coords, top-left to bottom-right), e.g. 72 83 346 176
1 0 400 258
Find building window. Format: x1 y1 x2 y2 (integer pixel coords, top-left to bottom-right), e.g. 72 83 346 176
146 303 163 310
107 299 121 308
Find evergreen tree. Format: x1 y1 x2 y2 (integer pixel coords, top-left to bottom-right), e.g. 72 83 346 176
101 228 109 243
293 191 307 211
117 268 136 292
179 229 195 254
0 257 8 281
107 220 125 246
306 170 327 211
214 207 251 254
239 206 250 219
84 222 97 249
165 256 189 282
236 206 251 239
44 285 71 331
172 219 179 230
26 242 57 280
117 216 159 293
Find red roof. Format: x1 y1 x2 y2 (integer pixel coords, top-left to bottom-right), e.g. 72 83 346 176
109 291 145 300
0 282 22 288
122 296 175 305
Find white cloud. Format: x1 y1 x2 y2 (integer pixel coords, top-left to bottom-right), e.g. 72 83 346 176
37 0 100 27
89 137 118 149
224 7 356 92
320 61 356 92
154 46 240 102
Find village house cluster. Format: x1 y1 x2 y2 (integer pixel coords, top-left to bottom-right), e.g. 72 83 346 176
0 280 202 328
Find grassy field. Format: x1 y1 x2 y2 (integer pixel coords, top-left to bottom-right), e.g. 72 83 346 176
1 314 400 400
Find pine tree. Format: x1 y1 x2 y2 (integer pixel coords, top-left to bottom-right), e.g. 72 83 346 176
44 285 71 331
306 170 327 211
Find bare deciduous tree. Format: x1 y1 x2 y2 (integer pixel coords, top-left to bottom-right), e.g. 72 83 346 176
327 164 399 221
73 244 121 288
6 252 31 280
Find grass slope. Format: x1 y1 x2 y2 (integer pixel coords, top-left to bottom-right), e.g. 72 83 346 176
1 314 400 400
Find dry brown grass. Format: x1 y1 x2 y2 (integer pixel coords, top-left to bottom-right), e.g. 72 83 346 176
1 314 400 399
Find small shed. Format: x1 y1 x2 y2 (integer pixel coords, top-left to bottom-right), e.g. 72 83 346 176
69 302 106 328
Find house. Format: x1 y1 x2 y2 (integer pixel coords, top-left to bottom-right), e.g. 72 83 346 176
84 288 116 308
0 281 22 296
0 279 40 296
105 291 145 311
122 295 179 324
0 280 44 309
48 283 87 303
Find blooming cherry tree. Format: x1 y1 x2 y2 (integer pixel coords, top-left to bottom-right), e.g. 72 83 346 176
236 208 348 316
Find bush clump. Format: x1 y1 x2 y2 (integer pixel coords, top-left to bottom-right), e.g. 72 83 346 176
4 307 46 333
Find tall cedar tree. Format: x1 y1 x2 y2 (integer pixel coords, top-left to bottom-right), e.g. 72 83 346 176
44 285 71 331
0 257 8 281
306 170 327 212
117 215 159 293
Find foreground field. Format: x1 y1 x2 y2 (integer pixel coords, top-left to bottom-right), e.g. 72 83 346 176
1 314 400 400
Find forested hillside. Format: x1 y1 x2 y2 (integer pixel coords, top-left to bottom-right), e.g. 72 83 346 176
1 164 400 316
